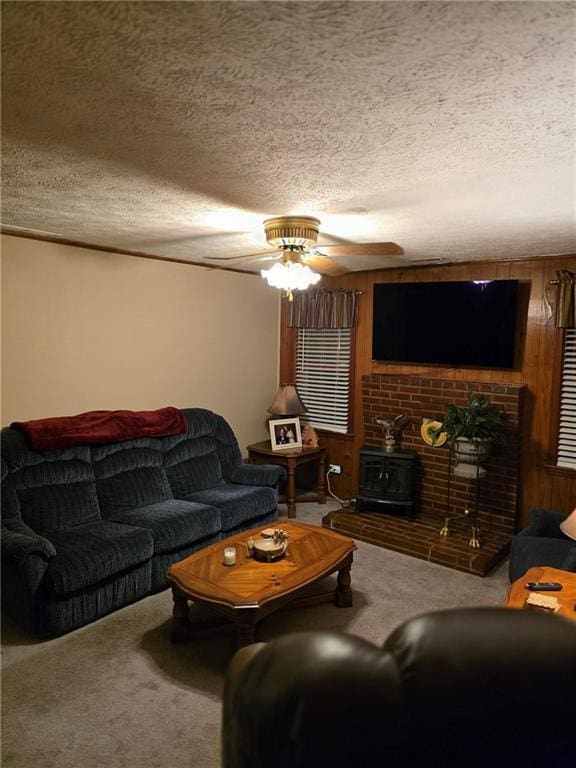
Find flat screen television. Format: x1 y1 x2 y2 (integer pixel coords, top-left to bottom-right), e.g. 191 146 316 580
372 280 519 368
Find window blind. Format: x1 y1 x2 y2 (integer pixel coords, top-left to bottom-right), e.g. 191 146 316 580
557 327 576 469
296 327 352 434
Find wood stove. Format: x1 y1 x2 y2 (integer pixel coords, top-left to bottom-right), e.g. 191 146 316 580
357 445 418 518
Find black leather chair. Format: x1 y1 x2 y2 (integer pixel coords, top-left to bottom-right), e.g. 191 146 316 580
222 608 576 768
509 507 576 582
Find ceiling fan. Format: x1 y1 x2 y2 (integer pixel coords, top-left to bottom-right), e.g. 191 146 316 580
204 216 407 299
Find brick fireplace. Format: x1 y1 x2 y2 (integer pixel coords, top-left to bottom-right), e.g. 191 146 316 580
323 374 524 575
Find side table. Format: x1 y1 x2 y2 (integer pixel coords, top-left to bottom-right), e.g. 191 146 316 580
246 441 326 518
505 566 576 622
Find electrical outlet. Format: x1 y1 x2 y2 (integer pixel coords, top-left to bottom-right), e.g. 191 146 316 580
329 464 342 475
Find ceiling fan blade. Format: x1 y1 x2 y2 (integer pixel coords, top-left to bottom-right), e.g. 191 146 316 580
409 258 450 265
128 231 247 249
256 255 283 263
204 249 281 262
311 230 353 245
304 253 350 276
315 242 404 257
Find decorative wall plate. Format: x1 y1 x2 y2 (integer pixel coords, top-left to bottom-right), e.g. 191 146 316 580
421 419 448 447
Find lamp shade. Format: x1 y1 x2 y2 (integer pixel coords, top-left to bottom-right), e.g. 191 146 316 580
267 384 308 416
560 507 576 541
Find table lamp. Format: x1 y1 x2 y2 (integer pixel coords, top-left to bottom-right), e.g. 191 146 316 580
267 384 308 417
560 507 576 541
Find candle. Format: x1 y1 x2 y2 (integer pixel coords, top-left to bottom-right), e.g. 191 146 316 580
224 547 236 566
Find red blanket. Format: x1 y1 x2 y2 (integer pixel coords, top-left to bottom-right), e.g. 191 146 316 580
11 407 187 453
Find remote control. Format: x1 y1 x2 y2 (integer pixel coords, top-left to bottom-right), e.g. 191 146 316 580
525 582 563 591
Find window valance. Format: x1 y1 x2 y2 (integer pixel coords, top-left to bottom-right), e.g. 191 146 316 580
288 289 357 329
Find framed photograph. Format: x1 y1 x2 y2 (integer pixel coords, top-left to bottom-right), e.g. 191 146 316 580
269 417 302 452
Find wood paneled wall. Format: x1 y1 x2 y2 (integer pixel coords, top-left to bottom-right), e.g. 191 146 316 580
279 255 576 528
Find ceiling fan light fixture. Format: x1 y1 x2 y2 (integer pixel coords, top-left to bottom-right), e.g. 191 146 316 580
260 260 321 300
260 216 323 299
263 216 320 249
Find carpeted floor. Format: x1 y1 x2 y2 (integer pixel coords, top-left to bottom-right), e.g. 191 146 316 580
1 500 510 768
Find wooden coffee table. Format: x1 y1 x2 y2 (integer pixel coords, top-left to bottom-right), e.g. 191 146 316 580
505 566 576 622
167 521 356 647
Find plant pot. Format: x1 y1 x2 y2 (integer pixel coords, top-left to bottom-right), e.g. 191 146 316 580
452 438 492 478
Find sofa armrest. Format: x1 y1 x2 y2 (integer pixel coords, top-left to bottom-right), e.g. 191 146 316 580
1 520 56 591
227 463 286 488
226 642 266 693
221 632 404 768
524 508 567 539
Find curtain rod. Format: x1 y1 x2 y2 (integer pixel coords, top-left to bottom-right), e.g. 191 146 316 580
309 288 364 294
549 269 575 285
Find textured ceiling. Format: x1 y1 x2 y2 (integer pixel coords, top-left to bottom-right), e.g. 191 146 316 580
1 1 575 273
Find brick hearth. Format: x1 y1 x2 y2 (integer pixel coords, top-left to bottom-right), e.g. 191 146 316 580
323 508 511 576
323 374 524 576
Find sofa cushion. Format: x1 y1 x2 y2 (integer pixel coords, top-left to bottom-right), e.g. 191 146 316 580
162 408 243 488
1 429 101 533
163 435 224 496
185 484 277 532
39 561 152 636
18 480 101 535
108 499 221 554
93 439 173 517
43 521 153 596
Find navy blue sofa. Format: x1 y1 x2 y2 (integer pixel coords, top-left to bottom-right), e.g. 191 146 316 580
1 408 284 636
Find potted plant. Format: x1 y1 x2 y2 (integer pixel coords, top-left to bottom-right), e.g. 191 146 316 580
440 392 505 478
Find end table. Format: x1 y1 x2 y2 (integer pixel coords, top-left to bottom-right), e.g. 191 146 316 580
505 566 576 623
246 441 327 518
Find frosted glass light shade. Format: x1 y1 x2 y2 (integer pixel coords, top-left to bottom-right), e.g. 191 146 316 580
261 261 321 292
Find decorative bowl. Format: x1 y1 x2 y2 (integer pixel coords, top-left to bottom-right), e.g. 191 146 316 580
260 528 278 538
252 538 288 563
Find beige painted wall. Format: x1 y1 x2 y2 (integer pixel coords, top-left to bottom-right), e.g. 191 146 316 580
1 235 280 453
